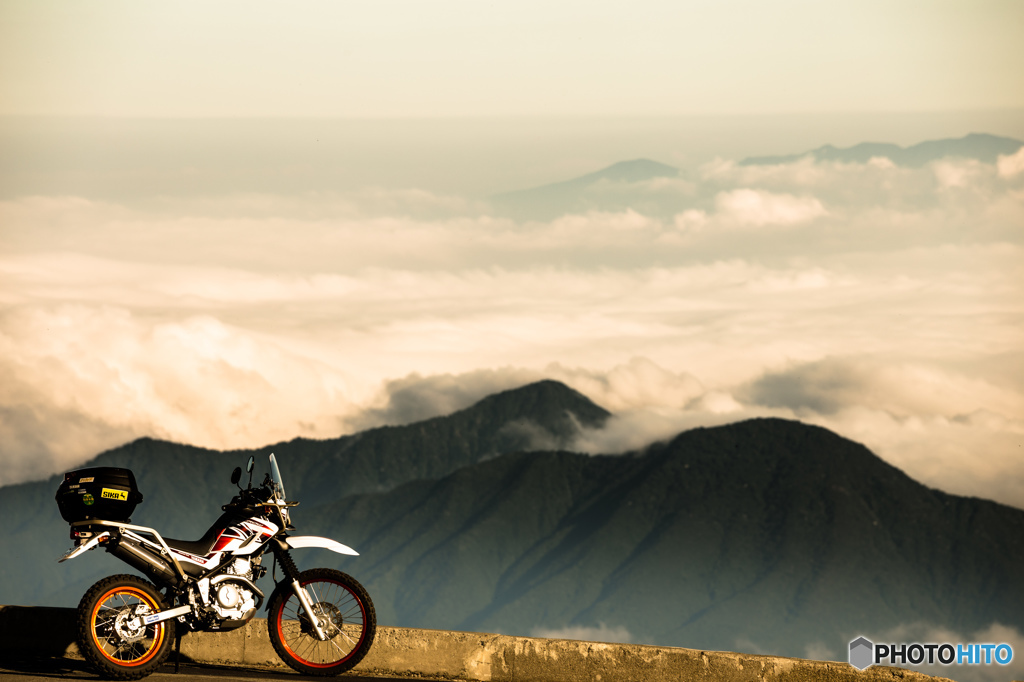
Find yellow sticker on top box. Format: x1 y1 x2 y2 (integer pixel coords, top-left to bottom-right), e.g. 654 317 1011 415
101 488 128 502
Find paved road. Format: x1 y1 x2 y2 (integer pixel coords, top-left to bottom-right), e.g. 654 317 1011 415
0 657 433 682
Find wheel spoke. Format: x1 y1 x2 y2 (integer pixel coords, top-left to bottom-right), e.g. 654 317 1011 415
338 628 358 647
278 581 362 659
271 570 374 672
83 578 170 674
328 636 348 656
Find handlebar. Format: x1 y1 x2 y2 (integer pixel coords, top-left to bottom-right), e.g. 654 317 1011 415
222 484 273 514
222 458 293 528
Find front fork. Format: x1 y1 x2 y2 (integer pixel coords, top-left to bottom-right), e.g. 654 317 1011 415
274 545 329 641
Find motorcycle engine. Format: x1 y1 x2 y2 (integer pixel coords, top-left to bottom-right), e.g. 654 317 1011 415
226 556 254 579
211 580 257 621
195 557 264 627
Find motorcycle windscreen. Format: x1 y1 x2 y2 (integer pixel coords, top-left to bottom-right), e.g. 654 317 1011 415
269 453 287 500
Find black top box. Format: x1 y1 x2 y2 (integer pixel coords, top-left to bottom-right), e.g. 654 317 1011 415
55 467 144 524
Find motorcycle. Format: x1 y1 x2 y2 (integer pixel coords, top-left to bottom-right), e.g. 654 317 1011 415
55 453 375 679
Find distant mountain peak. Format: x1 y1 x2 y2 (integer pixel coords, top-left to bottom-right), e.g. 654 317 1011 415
576 158 680 184
6 379 1024 658
740 132 1023 167
496 159 679 199
458 379 611 431
490 159 679 220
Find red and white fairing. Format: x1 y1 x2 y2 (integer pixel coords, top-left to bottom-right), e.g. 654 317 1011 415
171 517 280 572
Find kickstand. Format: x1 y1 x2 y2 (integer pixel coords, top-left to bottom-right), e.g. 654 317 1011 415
174 632 183 673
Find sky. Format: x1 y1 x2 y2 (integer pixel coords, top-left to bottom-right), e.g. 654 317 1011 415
1 0 1023 520
2 1 1024 117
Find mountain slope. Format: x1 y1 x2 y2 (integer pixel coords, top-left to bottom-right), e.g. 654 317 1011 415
488 134 1023 221
0 380 609 606
5 384 1021 663
490 159 679 220
741 132 1023 167
302 418 1024 656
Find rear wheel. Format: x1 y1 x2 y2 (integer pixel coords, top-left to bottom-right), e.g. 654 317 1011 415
268 568 376 675
77 574 175 680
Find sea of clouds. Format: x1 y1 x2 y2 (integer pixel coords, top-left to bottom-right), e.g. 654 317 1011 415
1 143 1022 511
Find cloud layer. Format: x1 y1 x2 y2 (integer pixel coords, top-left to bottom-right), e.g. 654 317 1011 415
1 148 1021 510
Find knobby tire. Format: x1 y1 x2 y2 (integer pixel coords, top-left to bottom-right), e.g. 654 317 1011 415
76 574 175 680
267 568 376 675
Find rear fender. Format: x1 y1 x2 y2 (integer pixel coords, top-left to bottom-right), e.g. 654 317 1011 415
58 531 111 562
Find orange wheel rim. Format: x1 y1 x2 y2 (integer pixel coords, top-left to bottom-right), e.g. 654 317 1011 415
275 579 366 668
90 586 166 666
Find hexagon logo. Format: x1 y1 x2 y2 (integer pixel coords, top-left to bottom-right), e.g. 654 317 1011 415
849 636 874 670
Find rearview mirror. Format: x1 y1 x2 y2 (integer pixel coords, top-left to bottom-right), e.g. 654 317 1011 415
230 467 242 486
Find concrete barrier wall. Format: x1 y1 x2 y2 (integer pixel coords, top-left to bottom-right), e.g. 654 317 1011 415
0 605 951 682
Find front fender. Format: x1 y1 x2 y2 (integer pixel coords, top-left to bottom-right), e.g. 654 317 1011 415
285 535 359 556
264 538 360 612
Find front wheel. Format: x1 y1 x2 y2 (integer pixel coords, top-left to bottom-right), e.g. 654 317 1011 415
268 568 376 675
76 574 175 680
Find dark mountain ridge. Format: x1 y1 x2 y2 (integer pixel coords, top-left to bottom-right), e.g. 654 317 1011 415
2 382 1020 667
0 380 609 606
488 133 1023 221
741 132 1023 167
490 158 679 220
305 417 1024 656
496 159 679 197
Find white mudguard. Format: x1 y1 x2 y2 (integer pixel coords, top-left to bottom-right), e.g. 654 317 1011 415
286 535 359 556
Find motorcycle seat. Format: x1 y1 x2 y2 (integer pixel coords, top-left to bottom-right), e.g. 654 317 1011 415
163 513 240 557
